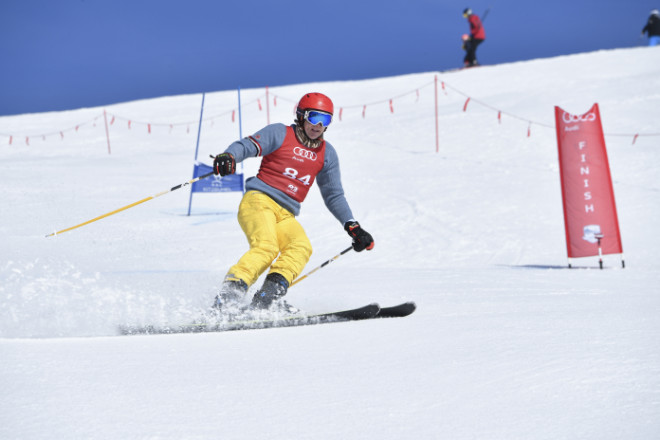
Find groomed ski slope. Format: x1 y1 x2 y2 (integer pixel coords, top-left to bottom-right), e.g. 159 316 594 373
1 47 659 439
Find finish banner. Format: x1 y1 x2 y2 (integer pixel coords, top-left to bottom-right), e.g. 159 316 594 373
554 103 623 260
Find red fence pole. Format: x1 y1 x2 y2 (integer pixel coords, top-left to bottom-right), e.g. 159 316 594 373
103 109 111 155
266 86 270 125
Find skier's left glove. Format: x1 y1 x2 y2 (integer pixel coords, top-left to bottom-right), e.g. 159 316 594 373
213 153 236 176
344 221 375 252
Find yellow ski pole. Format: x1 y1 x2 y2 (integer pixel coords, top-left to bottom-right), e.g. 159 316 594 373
46 171 214 237
290 246 353 287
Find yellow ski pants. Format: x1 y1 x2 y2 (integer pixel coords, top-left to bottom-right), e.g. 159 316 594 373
227 191 312 287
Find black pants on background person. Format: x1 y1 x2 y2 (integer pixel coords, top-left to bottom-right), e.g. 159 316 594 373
464 38 484 67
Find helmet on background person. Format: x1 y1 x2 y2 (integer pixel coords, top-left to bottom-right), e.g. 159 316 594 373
463 8 472 17
651 9 660 16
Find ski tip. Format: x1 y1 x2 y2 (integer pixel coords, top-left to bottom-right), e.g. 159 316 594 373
377 301 417 318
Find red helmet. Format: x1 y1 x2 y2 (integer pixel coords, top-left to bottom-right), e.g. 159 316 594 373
297 93 334 115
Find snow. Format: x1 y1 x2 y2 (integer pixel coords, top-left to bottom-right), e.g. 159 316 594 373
2 47 660 439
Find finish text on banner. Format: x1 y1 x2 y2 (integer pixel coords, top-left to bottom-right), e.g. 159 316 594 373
554 104 623 261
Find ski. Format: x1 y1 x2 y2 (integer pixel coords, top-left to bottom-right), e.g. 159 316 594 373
119 303 380 335
119 301 416 336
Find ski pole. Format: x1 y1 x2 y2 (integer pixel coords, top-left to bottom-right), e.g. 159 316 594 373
481 7 490 22
291 246 353 287
45 171 214 237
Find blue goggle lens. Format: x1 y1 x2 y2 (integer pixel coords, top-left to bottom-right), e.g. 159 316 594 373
305 110 333 127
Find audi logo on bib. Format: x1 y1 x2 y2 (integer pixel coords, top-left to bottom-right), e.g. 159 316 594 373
293 147 317 161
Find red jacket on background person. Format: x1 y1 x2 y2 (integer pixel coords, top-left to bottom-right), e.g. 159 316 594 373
468 14 485 40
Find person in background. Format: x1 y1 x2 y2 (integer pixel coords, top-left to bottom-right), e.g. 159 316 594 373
641 9 660 46
461 34 471 63
462 7 486 67
211 93 374 313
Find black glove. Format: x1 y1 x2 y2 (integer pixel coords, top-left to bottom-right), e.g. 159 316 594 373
344 221 374 252
213 153 236 176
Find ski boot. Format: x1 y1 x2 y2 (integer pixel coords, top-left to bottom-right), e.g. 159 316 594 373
250 272 298 314
212 277 248 312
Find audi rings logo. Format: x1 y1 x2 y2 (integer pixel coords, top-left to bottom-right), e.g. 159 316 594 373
293 147 317 161
562 112 596 124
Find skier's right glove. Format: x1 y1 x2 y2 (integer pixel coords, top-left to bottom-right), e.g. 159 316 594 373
344 221 375 252
213 153 236 176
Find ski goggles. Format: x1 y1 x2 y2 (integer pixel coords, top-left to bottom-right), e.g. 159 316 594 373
304 110 333 127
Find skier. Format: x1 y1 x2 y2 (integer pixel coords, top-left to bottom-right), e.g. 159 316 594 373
211 92 375 313
462 7 486 67
641 9 660 46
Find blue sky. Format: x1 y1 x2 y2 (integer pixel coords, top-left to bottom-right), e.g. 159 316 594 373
0 0 655 116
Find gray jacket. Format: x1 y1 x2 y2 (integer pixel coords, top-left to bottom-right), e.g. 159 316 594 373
225 123 354 224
